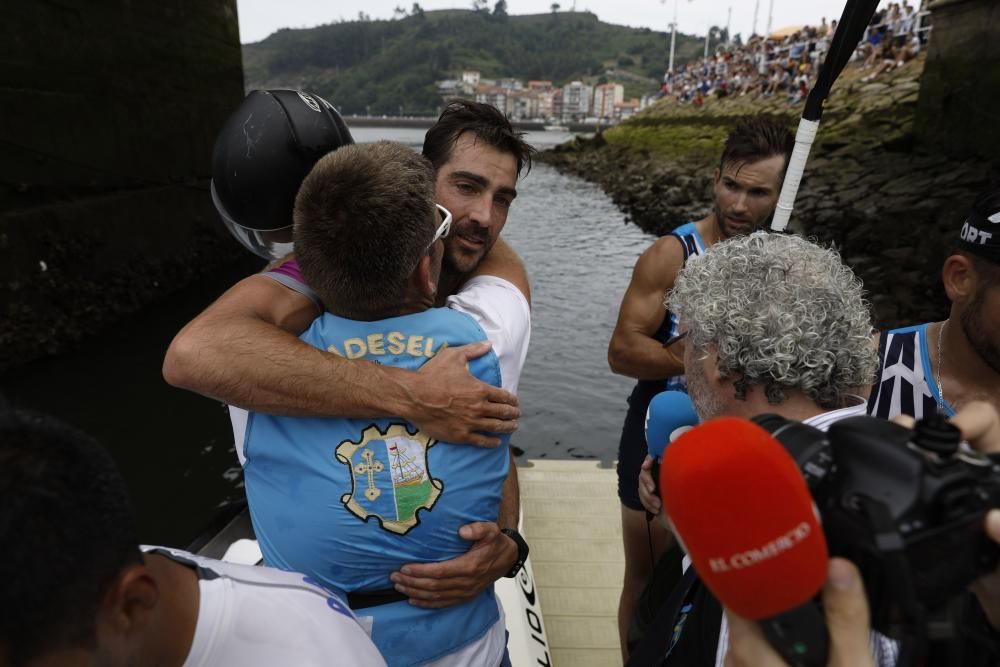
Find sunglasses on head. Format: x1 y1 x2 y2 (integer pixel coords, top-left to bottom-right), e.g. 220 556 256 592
427 204 452 251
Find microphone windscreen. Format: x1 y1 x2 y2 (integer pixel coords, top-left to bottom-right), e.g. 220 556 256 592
660 417 828 619
645 391 699 461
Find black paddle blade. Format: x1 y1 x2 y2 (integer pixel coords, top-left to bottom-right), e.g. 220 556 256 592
803 0 880 121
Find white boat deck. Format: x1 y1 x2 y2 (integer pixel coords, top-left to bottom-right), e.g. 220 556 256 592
520 459 624 667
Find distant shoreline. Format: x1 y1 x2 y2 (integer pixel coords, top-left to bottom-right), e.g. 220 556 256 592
344 115 608 133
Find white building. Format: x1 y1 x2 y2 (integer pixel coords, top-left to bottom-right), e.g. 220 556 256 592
534 89 557 120
593 83 624 120
614 99 640 121
462 70 481 87
496 78 524 91
561 81 593 121
510 92 539 120
475 86 513 116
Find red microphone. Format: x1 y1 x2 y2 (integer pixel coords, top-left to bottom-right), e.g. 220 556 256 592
659 417 830 665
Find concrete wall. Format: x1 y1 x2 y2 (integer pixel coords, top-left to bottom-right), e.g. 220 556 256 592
914 0 1000 161
0 0 246 371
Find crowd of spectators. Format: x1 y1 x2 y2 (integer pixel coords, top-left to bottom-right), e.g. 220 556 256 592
660 1 931 108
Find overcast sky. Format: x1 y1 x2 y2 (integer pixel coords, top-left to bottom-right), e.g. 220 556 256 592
237 0 890 44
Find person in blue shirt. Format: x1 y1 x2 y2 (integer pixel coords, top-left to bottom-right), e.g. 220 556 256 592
241 141 530 667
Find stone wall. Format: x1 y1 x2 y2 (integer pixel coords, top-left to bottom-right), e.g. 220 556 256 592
541 55 997 329
915 0 1000 161
0 1 246 372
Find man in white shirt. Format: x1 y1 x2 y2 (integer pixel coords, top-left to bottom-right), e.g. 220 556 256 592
0 405 385 667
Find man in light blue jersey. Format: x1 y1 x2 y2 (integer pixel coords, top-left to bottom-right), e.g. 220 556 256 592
241 141 529 666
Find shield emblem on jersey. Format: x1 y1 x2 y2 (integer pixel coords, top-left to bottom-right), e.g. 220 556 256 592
336 424 442 535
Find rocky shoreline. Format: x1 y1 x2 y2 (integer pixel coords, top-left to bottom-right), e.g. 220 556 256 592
539 55 996 329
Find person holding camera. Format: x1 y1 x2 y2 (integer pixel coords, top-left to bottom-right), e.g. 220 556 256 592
634 231 893 665
869 187 1000 422
723 400 1000 667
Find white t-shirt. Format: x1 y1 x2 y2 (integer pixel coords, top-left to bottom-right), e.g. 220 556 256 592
142 546 386 667
445 274 531 396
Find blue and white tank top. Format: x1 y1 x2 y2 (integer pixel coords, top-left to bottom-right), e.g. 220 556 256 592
867 323 954 420
636 221 707 396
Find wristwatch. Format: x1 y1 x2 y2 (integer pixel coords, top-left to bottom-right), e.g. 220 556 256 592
501 528 530 578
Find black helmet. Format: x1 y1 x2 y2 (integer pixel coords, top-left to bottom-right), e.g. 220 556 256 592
211 89 354 259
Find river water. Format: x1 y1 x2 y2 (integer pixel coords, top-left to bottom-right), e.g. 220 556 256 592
1 127 656 545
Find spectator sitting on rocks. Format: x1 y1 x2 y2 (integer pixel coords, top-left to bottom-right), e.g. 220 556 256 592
648 11 922 113
788 76 809 105
861 33 920 82
861 25 886 66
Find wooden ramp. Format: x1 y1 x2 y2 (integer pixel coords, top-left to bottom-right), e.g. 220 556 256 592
520 459 624 667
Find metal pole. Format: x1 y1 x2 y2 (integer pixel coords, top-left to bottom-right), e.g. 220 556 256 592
752 0 760 36
766 0 774 36
668 0 678 73
704 28 710 58
726 6 732 45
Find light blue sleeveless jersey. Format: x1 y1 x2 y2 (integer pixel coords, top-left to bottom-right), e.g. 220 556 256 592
662 221 706 392
244 307 510 666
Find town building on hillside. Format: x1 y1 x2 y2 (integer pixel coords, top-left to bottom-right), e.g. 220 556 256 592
436 79 467 99
614 98 640 121
475 85 513 116
462 70 480 87
593 82 624 120
510 91 539 120
528 80 553 90
496 77 524 91
534 88 557 120
561 81 593 121
552 88 563 120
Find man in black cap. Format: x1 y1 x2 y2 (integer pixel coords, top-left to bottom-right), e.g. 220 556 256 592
869 186 1000 421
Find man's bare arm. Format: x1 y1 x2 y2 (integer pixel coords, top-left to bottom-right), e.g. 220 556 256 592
607 236 687 380
498 448 520 529
163 273 519 446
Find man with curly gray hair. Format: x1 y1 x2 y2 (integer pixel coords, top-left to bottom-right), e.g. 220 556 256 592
637 231 895 667
669 231 879 423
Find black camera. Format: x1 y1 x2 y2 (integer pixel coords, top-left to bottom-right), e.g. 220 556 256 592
753 412 1000 638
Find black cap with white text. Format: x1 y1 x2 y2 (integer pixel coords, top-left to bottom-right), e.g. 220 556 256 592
957 187 1000 264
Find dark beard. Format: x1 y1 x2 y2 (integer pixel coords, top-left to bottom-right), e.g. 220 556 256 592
961 292 1000 375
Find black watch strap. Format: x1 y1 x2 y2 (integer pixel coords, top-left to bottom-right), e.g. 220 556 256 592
501 528 529 578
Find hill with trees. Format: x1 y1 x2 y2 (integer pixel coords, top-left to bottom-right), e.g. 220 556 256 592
242 7 717 115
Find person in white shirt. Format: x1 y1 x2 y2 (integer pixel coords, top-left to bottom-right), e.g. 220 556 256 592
0 405 385 667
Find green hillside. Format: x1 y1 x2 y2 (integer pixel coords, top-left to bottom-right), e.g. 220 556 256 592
242 9 710 115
